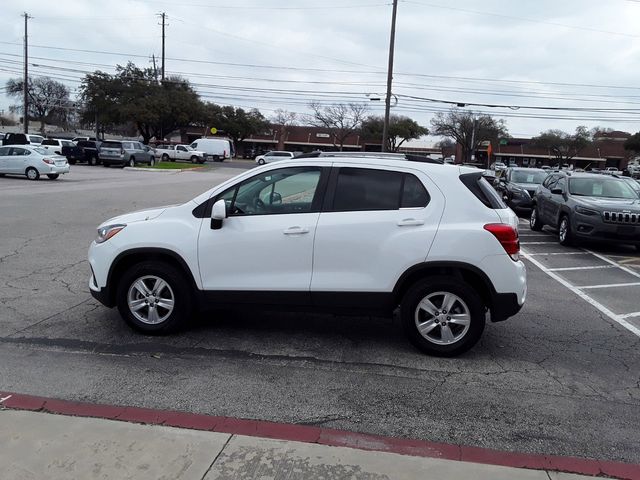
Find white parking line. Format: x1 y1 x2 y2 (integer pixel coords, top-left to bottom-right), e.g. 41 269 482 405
620 312 640 319
520 242 557 245
548 265 615 272
579 282 640 290
584 249 640 280
521 251 640 338
525 252 592 256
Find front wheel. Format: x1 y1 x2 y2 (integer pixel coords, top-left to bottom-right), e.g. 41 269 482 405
47 174 59 180
116 262 193 335
26 167 40 181
129 157 136 167
530 206 544 231
149 157 155 166
257 158 265 165
190 155 199 164
400 277 485 357
88 155 98 166
558 215 573 246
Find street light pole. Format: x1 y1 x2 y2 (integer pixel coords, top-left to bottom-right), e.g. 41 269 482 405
381 0 398 153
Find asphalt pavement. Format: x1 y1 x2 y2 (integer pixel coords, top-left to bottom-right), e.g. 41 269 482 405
0 164 639 466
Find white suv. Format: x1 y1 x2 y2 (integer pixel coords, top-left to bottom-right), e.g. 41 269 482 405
255 151 295 165
88 157 526 356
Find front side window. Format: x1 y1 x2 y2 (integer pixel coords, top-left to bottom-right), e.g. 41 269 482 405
218 167 323 216
555 178 566 192
0 147 10 156
10 148 30 156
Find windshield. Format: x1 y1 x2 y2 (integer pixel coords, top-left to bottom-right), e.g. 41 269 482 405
569 177 639 199
510 170 547 184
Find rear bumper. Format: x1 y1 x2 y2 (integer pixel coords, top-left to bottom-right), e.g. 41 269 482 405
43 164 70 174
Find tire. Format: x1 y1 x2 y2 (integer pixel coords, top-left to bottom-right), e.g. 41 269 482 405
129 157 136 168
400 277 485 357
190 155 199 164
26 167 40 181
558 215 573 246
149 157 155 166
162 154 169 162
103 162 110 168
258 158 265 165
47 174 59 180
68 158 77 165
88 155 98 166
116 261 193 335
530 205 543 231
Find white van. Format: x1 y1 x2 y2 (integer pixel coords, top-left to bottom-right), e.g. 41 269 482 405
189 138 232 162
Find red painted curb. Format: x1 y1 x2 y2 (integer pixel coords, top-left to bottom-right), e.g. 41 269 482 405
1 391 638 480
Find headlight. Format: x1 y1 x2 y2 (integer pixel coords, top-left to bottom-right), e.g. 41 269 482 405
575 206 598 216
96 224 126 244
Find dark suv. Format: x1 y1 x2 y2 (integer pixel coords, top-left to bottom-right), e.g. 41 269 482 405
494 167 548 213
530 172 640 249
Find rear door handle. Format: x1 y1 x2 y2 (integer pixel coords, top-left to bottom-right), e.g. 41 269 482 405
397 218 424 227
283 226 310 235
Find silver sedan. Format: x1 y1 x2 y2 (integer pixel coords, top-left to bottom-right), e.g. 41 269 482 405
0 145 70 180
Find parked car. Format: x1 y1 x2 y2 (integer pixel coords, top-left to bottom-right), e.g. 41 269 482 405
603 166 623 175
71 136 98 143
40 138 76 156
88 157 526 357
0 144 69 180
63 140 102 165
27 135 44 145
189 138 232 162
530 172 640 250
154 144 206 164
2 133 29 146
255 151 296 165
99 140 156 168
493 168 549 213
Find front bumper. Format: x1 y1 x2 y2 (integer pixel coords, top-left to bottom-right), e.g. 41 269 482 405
572 213 640 245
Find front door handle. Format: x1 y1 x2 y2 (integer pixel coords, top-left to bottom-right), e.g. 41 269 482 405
283 226 310 235
397 218 424 227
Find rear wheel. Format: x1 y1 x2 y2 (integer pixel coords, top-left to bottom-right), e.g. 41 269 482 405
400 277 485 357
67 158 77 165
116 261 193 335
47 174 59 180
558 215 573 246
162 154 170 162
88 155 98 166
149 157 155 166
129 157 136 168
530 205 543 231
26 167 40 181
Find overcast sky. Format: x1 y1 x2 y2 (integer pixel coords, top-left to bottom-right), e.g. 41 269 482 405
1 0 640 139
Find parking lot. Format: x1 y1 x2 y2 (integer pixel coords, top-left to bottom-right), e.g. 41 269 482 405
1 165 639 465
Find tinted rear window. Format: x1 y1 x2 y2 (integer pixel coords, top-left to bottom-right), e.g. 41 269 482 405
101 141 122 148
460 172 507 209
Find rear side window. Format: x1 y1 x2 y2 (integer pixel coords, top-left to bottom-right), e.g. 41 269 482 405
331 168 430 212
460 172 507 209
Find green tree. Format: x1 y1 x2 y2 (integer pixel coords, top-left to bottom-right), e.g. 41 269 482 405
624 131 640 154
5 76 70 134
204 104 269 146
430 109 507 164
531 126 591 162
361 115 428 152
79 62 203 143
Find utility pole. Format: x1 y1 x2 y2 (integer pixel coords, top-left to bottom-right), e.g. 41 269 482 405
381 0 398 153
158 12 166 81
22 12 32 134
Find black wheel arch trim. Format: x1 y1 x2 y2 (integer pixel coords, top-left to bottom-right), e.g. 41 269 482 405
101 247 198 308
392 261 521 322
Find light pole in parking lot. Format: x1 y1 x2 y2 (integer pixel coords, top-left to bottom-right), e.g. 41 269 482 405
381 0 398 152
22 12 32 134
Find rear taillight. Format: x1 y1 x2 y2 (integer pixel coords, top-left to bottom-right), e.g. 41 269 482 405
42 158 54 165
484 223 520 261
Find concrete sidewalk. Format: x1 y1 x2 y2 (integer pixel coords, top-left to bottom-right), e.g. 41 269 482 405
0 409 611 480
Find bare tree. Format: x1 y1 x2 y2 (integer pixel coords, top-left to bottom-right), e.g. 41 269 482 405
6 76 70 134
308 102 368 151
430 108 507 164
270 109 298 150
531 127 591 162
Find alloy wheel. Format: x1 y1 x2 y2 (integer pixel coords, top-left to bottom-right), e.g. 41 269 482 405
414 291 471 345
127 275 175 325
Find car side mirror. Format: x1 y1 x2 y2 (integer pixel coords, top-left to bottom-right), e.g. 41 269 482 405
493 178 501 187
211 199 227 230
550 188 563 195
